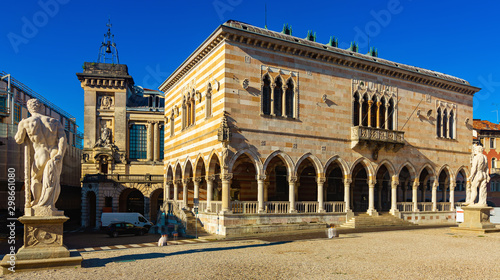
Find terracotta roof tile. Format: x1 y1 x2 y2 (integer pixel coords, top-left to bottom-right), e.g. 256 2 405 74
473 119 500 131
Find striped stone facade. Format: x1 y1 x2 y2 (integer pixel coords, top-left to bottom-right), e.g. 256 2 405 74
160 21 480 236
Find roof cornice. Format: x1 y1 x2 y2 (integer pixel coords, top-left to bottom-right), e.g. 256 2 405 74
160 21 481 96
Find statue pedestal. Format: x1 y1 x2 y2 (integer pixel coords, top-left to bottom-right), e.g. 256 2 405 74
0 215 82 275
451 206 500 234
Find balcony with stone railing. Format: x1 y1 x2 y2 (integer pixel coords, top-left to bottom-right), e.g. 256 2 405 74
351 126 405 158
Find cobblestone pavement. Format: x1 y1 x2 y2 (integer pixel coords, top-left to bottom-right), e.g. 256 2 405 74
2 227 500 279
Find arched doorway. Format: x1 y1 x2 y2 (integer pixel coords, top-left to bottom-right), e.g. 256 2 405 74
265 156 289 202
86 191 96 228
150 188 164 223
231 154 257 201
438 169 450 202
124 189 145 214
352 163 369 212
375 165 391 212
297 159 317 202
398 167 412 202
325 164 344 202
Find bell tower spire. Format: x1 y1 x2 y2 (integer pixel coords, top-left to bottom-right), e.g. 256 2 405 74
97 18 119 64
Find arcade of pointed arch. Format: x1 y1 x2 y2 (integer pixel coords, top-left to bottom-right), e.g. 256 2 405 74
164 150 467 186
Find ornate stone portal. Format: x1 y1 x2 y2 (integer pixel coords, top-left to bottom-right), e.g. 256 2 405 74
0 99 82 275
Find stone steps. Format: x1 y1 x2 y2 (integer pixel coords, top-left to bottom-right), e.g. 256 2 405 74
340 214 416 229
182 209 209 236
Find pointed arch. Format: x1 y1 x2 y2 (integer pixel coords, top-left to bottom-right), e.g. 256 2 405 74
228 148 263 176
295 153 324 176
455 166 469 180
349 157 375 179
397 162 417 180
324 156 349 177
263 150 295 176
437 164 454 182
273 76 283 116
262 73 271 115
376 160 396 178
194 154 207 178
207 150 222 176
418 163 436 180
285 77 295 118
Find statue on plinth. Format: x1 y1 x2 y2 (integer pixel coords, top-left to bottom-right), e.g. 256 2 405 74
15 99 67 216
466 144 489 207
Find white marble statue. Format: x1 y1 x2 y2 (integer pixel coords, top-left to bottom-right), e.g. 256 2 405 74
466 144 489 206
15 99 67 214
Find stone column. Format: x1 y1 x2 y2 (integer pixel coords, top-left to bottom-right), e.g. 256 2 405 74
367 179 377 216
344 177 352 212
182 179 189 209
384 104 389 129
317 176 326 213
153 121 159 162
257 175 266 213
289 176 297 213
194 177 202 203
147 121 154 161
358 100 363 126
390 176 399 215
221 173 233 213
432 180 438 211
174 180 180 201
206 175 215 212
376 101 382 128
412 179 419 212
270 83 276 115
449 182 456 211
367 100 373 127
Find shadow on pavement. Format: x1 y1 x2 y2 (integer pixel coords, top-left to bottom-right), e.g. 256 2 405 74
83 241 292 268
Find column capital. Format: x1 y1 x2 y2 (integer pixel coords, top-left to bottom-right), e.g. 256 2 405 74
412 179 420 189
206 175 216 181
166 180 173 185
432 181 439 190
182 178 191 185
449 181 456 189
289 176 298 183
194 177 203 183
316 176 326 184
368 179 376 187
256 174 266 181
221 173 233 181
344 178 352 185
391 177 399 188
174 179 182 185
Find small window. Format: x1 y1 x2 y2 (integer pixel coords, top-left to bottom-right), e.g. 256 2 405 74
14 103 21 124
490 138 496 149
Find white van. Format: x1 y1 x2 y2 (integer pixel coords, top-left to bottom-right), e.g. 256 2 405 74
101 213 153 229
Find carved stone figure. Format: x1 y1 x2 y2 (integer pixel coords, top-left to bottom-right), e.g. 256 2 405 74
94 125 113 147
15 99 67 215
466 144 489 206
100 96 112 109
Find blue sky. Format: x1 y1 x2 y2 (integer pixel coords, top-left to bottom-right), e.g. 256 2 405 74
1 0 499 130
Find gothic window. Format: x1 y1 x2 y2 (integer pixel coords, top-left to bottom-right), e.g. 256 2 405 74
285 79 294 118
370 96 377 128
353 94 360 126
449 110 454 139
206 83 212 119
379 98 386 129
129 124 147 159
190 94 195 126
436 108 442 137
262 75 271 115
361 94 369 127
273 77 283 117
443 109 448 138
387 99 394 130
490 138 496 149
181 102 186 129
186 98 191 127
